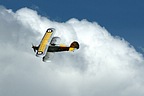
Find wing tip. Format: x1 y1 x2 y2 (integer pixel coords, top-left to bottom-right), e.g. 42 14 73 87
46 28 55 33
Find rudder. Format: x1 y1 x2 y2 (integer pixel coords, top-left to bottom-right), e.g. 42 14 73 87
69 41 79 51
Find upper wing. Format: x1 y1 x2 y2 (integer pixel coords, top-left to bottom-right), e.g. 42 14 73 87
36 28 55 56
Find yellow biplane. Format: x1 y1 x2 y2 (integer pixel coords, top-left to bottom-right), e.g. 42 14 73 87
32 28 79 62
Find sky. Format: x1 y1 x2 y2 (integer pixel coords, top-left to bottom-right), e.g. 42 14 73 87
0 0 144 54
0 0 144 96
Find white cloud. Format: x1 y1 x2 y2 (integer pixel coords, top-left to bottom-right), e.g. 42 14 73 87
0 6 144 96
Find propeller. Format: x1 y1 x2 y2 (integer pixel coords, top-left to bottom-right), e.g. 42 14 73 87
32 43 37 52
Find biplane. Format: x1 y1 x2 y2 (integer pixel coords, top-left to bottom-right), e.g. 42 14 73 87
32 28 79 62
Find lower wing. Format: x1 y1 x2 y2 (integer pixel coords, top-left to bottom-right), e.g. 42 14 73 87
43 52 55 62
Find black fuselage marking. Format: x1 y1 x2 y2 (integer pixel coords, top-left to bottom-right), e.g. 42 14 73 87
47 46 69 52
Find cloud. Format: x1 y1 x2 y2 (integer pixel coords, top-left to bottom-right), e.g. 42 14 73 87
0 6 144 96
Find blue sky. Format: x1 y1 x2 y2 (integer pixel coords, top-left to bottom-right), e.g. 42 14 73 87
0 0 144 53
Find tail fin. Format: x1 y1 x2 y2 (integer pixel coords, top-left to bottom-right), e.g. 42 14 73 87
69 41 79 51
